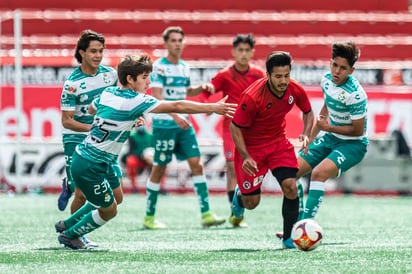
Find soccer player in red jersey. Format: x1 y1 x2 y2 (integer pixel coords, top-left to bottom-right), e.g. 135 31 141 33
230 51 314 248
207 34 265 227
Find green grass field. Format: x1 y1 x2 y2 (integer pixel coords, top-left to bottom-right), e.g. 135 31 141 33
1 193 411 273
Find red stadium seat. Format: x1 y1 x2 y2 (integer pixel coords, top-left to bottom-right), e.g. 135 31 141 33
0 9 411 63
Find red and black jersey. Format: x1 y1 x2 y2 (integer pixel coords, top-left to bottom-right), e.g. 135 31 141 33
210 64 265 105
232 77 312 148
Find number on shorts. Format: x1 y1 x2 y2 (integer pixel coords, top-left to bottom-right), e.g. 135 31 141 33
94 180 109 195
313 137 324 146
155 139 175 151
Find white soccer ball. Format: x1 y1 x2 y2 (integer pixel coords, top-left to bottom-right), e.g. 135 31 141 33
291 219 323 251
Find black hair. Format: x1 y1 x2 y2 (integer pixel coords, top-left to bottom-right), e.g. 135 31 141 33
74 29 105 64
332 41 360 67
265 51 292 74
233 33 256 48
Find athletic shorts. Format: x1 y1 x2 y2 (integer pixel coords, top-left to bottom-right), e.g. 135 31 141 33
222 119 235 161
234 139 298 194
299 133 367 175
70 152 115 208
64 142 122 188
152 126 201 166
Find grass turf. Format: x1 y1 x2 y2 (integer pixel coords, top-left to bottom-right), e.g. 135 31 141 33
0 193 411 273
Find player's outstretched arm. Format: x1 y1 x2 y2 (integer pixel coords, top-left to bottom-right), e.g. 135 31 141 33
187 83 215 97
151 95 237 118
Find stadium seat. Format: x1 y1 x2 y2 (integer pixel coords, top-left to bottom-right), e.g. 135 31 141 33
0 8 411 63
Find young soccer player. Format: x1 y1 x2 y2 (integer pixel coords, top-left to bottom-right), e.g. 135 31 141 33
275 41 368 241
57 29 124 248
230 51 314 249
55 54 237 249
296 41 368 219
142 26 226 229
207 34 265 227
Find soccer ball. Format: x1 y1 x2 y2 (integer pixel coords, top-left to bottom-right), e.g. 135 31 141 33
291 219 323 251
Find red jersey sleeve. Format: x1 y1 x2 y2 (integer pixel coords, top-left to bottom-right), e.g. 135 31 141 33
232 93 256 128
292 80 312 113
210 70 225 92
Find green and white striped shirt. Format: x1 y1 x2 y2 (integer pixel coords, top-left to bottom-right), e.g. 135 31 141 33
321 73 368 144
60 65 118 144
76 87 160 164
149 57 191 129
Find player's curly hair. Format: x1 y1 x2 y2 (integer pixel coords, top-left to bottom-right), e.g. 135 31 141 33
117 54 153 86
233 34 256 48
74 29 105 64
265 51 292 74
332 41 360 67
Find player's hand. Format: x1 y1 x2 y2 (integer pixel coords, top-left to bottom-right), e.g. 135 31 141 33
202 83 215 94
173 114 190 130
215 95 237 119
242 157 259 177
316 115 330 131
136 117 145 127
298 134 310 155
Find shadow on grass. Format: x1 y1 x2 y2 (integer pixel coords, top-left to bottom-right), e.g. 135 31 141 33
210 248 265 253
209 248 285 253
129 226 232 232
35 247 110 252
321 242 349 246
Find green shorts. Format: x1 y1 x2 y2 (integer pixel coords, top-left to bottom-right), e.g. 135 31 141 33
64 142 122 189
63 143 78 186
70 152 115 208
299 133 367 175
152 126 201 166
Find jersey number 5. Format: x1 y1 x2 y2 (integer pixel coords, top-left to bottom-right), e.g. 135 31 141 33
91 117 117 143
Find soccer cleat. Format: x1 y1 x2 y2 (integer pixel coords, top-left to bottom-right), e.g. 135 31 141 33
81 236 98 249
57 232 87 250
228 215 248 228
231 188 245 219
275 232 284 239
201 211 226 227
57 177 72 211
282 237 296 249
55 220 66 233
143 216 167 229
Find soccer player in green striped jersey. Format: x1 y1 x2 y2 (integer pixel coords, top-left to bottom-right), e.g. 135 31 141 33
296 41 368 220
55 54 237 249
57 30 124 248
143 26 226 229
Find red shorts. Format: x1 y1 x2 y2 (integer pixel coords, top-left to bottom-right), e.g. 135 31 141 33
222 119 235 161
234 139 298 194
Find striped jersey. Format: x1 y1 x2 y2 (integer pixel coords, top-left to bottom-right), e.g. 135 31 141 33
60 65 118 144
321 73 368 143
149 57 191 129
76 87 160 164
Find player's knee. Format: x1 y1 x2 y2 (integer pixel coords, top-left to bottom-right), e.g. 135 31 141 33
74 193 86 204
190 162 204 174
281 180 298 198
110 202 118 218
242 196 260 209
99 203 117 221
311 169 330 182
150 166 167 181
115 192 123 205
